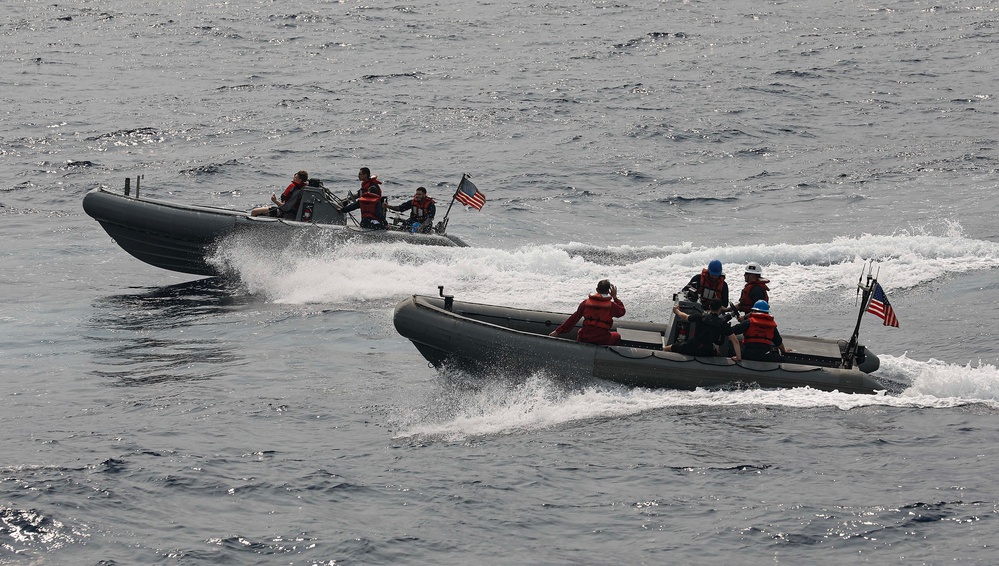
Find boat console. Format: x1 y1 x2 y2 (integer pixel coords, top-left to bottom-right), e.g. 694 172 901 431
294 185 344 224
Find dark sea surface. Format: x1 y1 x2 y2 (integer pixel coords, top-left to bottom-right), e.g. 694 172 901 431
3 0 999 563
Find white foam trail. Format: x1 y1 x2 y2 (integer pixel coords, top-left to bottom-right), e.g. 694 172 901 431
392 354 999 441
888 354 999 401
213 229 999 321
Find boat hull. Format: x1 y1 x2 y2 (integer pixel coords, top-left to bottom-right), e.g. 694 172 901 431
83 187 468 276
394 295 895 394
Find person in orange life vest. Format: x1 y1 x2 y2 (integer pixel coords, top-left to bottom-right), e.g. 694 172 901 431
357 167 382 196
342 167 383 205
338 184 387 229
736 261 770 320
730 300 790 362
387 187 436 233
664 298 741 361
549 279 626 346
250 170 308 217
682 259 729 308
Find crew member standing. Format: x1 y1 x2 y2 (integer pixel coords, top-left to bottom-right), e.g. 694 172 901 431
358 167 382 194
338 184 387 229
682 259 729 308
736 262 770 318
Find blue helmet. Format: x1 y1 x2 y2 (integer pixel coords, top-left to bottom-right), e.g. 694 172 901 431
752 300 770 313
707 259 723 276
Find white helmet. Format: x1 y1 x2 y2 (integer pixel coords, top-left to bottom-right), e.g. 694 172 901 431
745 262 763 276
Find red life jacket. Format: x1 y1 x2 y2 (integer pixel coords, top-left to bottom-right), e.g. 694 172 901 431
582 293 614 330
743 312 777 345
739 279 770 312
697 269 726 302
281 179 305 201
410 196 435 221
277 180 306 215
359 192 382 221
361 177 382 195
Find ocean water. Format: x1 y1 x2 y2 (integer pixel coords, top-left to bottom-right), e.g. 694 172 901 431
2 0 999 563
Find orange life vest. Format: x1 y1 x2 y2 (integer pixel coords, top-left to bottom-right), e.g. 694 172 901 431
410 196 435 221
697 269 726 302
281 179 305 201
361 177 382 194
359 192 382 221
739 279 770 312
743 312 777 345
582 293 614 330
277 180 306 215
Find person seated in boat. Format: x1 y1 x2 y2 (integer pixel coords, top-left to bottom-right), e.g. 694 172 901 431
731 300 789 362
250 170 308 218
548 279 626 346
735 262 770 320
387 186 436 233
664 299 741 361
337 183 387 229
682 259 729 309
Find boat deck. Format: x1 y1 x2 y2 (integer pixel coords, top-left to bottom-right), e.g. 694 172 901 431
781 335 844 359
616 326 847 366
617 327 664 348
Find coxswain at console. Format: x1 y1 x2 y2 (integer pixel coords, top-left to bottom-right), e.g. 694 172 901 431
682 259 729 309
342 167 384 205
337 183 387 229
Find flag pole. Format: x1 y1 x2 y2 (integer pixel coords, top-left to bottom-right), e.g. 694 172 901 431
438 173 467 234
843 265 875 369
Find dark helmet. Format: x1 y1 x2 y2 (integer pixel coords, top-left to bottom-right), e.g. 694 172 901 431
708 259 723 276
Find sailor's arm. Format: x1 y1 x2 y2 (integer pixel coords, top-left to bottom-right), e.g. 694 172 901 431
728 334 742 362
549 301 586 336
672 304 690 322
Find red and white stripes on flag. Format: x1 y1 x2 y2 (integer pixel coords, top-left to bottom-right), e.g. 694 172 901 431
866 282 900 327
454 177 485 210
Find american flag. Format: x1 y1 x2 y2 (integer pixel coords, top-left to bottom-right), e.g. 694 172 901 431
454 177 485 210
866 282 899 327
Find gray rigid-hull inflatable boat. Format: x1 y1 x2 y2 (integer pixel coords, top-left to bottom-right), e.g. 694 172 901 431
83 177 469 277
394 290 905 395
